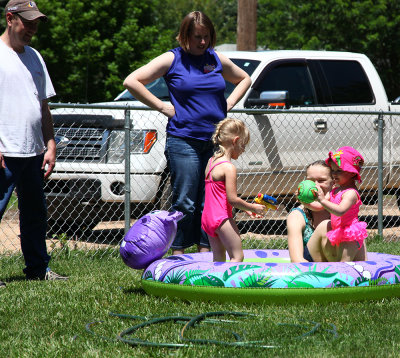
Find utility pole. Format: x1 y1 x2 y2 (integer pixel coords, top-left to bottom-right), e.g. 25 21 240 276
237 0 257 51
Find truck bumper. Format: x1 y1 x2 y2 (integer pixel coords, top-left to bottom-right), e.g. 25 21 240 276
44 173 162 223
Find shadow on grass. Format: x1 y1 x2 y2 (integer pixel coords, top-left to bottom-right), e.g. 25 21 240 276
73 228 125 245
4 275 28 283
122 287 147 296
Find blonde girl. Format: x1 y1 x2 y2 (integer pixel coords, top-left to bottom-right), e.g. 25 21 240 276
201 118 265 262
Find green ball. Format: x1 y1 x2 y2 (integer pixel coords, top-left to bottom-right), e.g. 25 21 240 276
297 180 317 204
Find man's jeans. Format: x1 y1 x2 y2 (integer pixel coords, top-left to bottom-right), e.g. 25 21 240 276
0 154 50 278
165 136 213 250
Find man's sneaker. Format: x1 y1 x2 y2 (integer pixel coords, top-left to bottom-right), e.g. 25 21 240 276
0 280 6 288
43 268 69 281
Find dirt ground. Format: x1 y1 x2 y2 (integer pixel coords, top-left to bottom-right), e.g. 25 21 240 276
1 197 399 254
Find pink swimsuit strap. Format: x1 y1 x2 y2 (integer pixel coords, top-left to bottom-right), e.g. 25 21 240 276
331 187 361 200
206 159 231 180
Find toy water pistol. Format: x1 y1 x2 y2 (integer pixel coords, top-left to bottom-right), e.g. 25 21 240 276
254 193 278 211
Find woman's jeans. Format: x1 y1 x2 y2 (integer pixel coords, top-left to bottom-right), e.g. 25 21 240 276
165 136 213 250
0 154 50 278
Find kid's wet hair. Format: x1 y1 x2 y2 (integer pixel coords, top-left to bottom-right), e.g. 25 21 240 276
212 118 250 158
306 160 331 173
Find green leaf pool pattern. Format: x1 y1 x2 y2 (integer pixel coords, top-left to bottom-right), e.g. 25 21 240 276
143 252 400 289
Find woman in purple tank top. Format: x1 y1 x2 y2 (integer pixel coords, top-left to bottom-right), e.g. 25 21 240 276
123 11 251 255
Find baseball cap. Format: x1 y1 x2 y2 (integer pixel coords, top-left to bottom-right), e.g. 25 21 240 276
325 146 364 183
5 1 47 22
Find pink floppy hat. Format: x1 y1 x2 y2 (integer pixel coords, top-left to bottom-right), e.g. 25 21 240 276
325 146 364 183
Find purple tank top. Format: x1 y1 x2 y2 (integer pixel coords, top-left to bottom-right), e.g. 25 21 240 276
164 47 227 141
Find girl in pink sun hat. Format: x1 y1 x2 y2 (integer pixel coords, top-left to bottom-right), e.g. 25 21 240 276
303 146 368 262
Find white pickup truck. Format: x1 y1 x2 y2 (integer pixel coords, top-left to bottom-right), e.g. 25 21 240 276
47 50 400 233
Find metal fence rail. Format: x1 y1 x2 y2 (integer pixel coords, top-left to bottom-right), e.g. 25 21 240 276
1 104 399 257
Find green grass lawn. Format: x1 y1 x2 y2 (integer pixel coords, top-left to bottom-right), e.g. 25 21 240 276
1 238 400 357
5 192 17 211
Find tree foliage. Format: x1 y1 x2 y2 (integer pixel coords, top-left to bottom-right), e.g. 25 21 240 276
0 0 399 101
32 0 172 102
257 0 400 100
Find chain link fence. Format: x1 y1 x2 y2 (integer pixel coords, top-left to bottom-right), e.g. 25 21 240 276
1 104 399 257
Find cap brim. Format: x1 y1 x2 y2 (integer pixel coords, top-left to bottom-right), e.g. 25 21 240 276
18 11 47 22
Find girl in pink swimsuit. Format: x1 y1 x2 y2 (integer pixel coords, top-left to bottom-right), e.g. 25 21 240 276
201 118 265 262
306 146 368 262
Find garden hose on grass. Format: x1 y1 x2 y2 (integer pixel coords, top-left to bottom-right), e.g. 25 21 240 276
179 311 276 348
85 311 338 349
278 320 339 339
118 315 194 348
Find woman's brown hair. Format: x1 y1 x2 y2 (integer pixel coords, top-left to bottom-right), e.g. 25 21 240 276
176 11 216 52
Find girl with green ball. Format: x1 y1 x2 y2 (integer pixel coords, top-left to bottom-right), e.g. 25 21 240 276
286 161 333 262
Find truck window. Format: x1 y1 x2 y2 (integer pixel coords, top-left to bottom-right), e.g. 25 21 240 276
247 61 317 107
115 78 170 101
318 60 374 105
224 59 260 99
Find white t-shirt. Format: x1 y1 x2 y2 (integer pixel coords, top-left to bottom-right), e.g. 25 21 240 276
0 39 56 157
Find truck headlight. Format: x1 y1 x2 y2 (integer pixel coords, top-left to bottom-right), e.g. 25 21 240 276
107 129 157 163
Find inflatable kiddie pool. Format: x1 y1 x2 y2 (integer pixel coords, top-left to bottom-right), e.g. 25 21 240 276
141 249 400 304
119 211 400 303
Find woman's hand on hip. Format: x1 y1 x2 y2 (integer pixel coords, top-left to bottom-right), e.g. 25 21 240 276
160 103 176 118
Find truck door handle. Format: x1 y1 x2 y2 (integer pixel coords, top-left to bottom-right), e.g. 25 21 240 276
314 118 327 132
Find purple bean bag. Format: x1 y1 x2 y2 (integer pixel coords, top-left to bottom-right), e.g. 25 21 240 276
120 210 183 269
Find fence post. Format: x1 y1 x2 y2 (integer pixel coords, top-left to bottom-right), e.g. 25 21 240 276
124 109 131 235
377 113 384 236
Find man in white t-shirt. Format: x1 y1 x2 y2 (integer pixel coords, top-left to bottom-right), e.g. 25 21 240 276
0 0 68 284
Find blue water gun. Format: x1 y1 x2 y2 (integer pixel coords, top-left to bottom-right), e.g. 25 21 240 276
254 193 278 211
